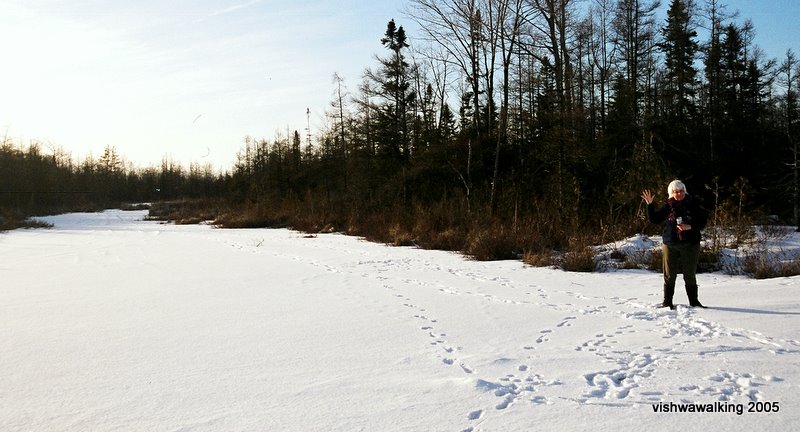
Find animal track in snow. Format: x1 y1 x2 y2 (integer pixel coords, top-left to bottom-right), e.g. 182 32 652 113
679 371 780 402
582 352 657 400
467 409 482 420
536 329 552 344
473 370 559 414
397 292 474 376
578 322 660 401
557 316 577 327
584 370 631 399
620 301 800 360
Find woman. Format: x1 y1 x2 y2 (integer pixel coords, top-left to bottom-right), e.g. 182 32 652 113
641 180 708 309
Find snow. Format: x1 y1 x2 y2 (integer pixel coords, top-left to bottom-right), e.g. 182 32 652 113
2 210 799 431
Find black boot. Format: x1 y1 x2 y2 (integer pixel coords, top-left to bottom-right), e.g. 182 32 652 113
687 285 707 308
661 284 675 309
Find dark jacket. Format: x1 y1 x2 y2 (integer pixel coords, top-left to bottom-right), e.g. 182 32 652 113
647 195 707 245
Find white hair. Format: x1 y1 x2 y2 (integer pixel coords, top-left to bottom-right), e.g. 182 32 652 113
667 180 687 196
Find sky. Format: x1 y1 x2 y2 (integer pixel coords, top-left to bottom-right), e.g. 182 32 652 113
1 0 798 170
0 0 410 169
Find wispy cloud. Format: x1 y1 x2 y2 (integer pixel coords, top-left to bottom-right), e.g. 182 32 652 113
206 0 262 19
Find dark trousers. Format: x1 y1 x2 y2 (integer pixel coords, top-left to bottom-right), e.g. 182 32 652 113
661 243 701 305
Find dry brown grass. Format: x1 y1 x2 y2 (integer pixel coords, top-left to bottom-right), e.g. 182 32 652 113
522 250 555 267
0 212 52 231
562 246 597 272
147 199 226 225
416 227 466 252
389 224 415 247
138 197 679 276
462 226 522 261
743 258 800 279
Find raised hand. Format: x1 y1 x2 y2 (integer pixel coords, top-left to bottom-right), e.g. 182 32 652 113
641 189 654 205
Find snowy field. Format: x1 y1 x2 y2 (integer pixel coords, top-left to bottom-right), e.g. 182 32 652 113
2 210 799 431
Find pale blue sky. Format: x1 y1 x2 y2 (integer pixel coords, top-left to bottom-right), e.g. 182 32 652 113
714 0 798 60
0 0 797 169
0 0 409 168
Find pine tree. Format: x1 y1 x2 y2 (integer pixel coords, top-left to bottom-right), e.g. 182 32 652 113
659 0 699 128
378 19 415 163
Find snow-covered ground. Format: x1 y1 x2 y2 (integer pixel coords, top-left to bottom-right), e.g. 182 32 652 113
2 210 799 431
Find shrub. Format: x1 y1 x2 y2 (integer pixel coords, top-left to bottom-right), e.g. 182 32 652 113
738 226 800 278
609 249 627 262
389 224 415 247
0 216 52 231
647 248 663 272
522 250 555 267
419 227 466 252
463 226 520 261
562 246 596 272
0 209 53 231
741 252 800 279
148 199 224 224
347 212 393 243
697 247 721 273
214 207 290 229
616 249 652 270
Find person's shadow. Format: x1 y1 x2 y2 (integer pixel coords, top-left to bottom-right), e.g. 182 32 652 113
711 306 800 316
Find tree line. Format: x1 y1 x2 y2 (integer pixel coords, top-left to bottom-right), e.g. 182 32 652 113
0 139 226 220
4 0 799 258
229 0 799 243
